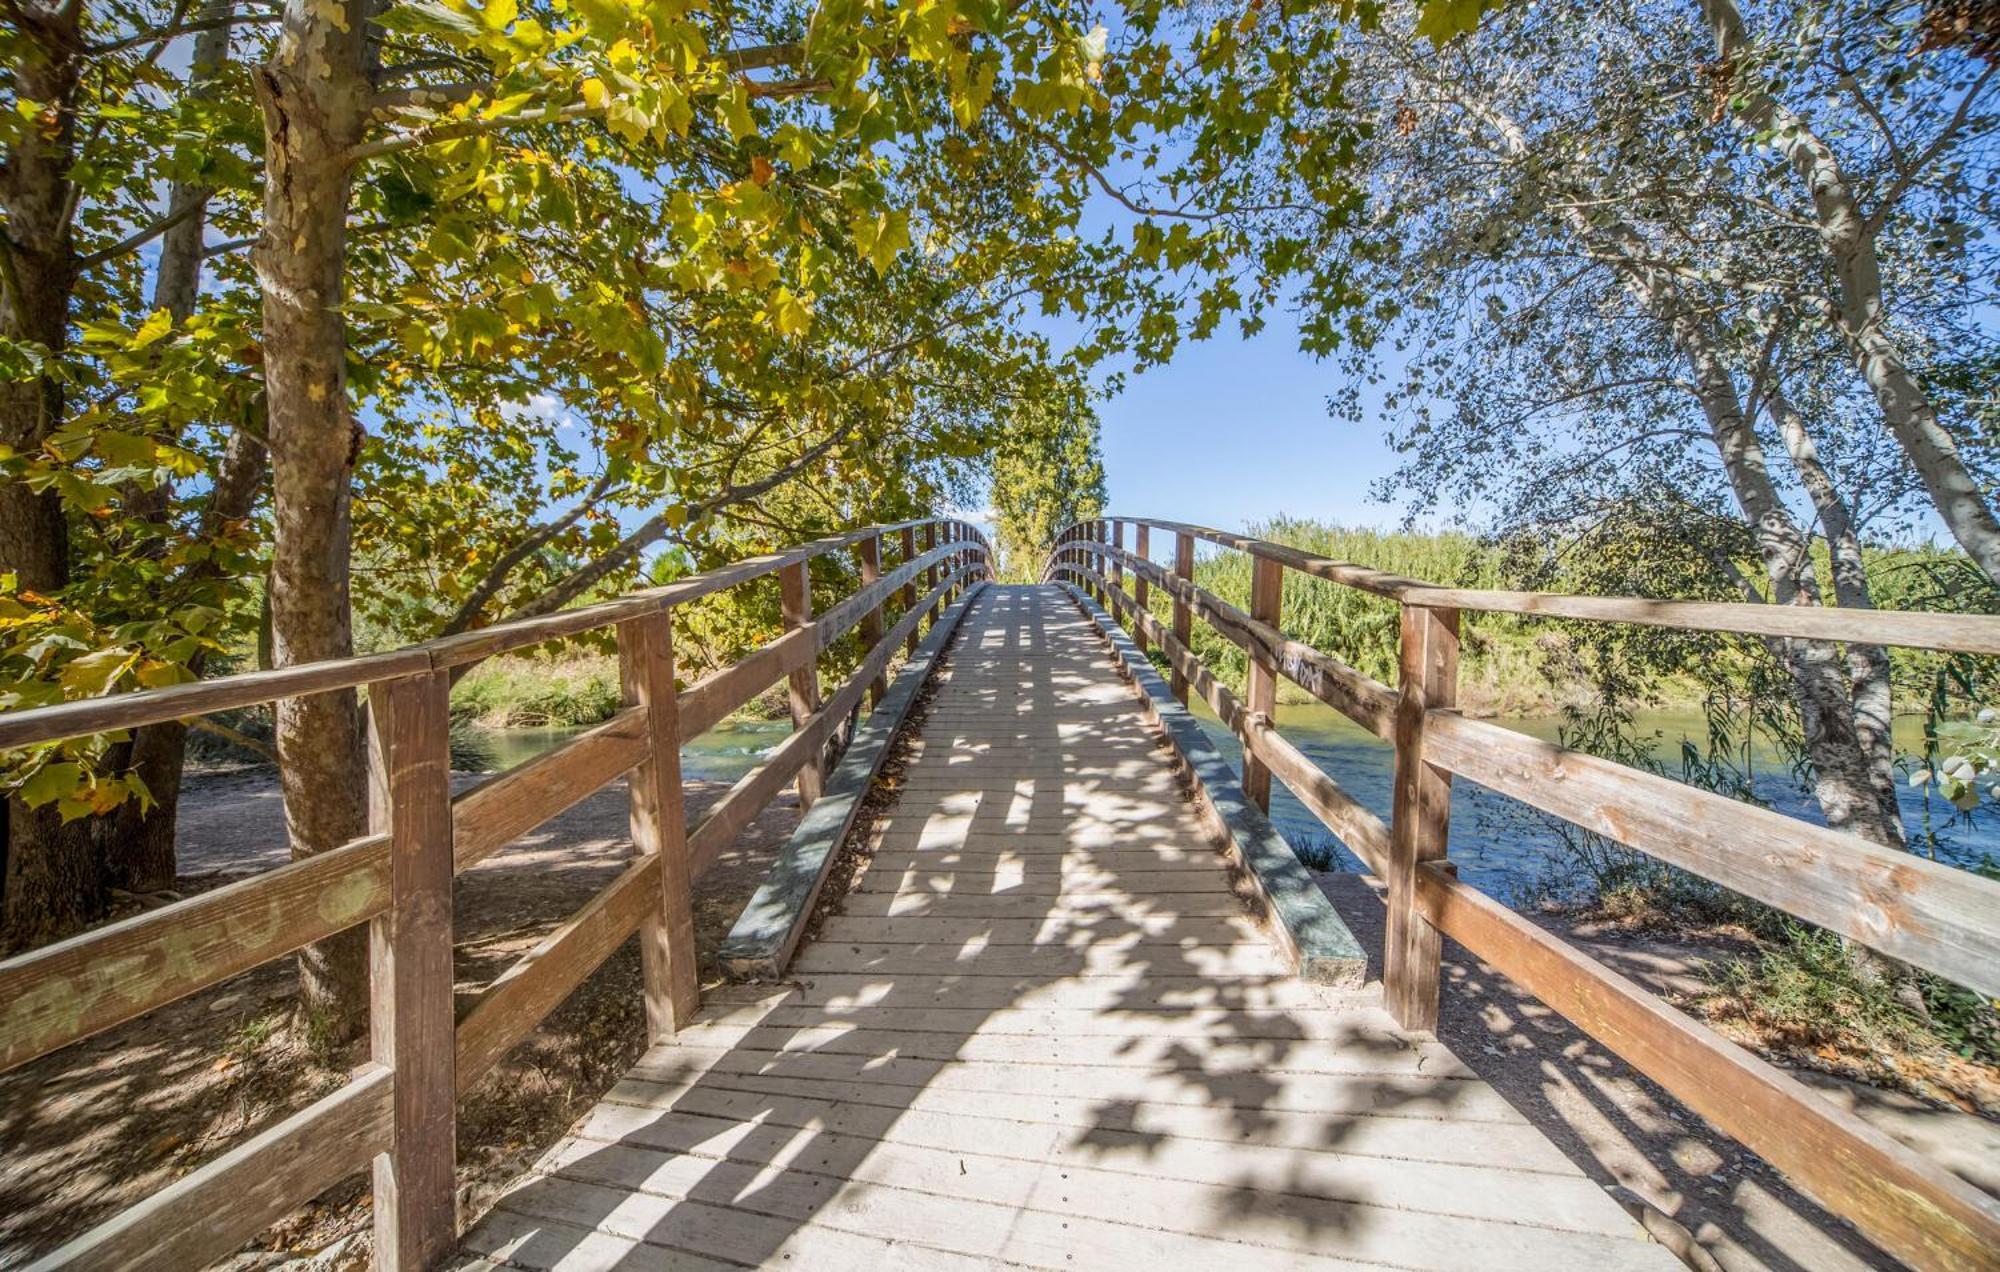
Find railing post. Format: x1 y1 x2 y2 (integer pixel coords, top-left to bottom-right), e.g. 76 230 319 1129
618 610 699 1035
924 522 941 624
1110 520 1124 603
858 532 888 708
1133 524 1151 654
367 669 457 1271
900 526 919 656
778 560 826 809
1171 531 1194 706
1242 556 1283 811
1386 602 1459 1032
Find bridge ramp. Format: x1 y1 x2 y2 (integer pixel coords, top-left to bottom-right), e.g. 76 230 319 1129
456 585 1676 1270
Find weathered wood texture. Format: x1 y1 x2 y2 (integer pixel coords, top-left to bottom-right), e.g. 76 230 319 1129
0 831 389 1074
720 585 984 977
28 1066 394 1272
1065 584 1365 986
778 559 827 811
1427 711 2000 999
455 585 1671 1272
1241 555 1283 810
1386 604 1457 1033
1052 519 2000 1268
0 519 982 750
369 669 460 1271
620 612 699 1037
1414 866 2000 1270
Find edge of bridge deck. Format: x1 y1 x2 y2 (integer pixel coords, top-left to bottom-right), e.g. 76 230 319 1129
1060 582 1367 985
718 585 986 978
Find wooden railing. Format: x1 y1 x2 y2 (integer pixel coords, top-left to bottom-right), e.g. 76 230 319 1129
1044 516 2000 1272
0 518 990 1271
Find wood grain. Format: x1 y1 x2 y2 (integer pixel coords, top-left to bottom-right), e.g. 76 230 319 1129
368 669 459 1271
1414 864 2000 1271
1426 710 2000 998
779 560 826 811
0 831 389 1074
1386 603 1457 1033
620 611 700 1037
456 855 660 1089
26 1065 393 1271
1242 555 1283 811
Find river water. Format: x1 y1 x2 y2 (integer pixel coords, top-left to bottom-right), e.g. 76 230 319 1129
475 704 1999 898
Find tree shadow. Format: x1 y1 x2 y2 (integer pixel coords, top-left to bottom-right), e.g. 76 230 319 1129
458 586 1679 1270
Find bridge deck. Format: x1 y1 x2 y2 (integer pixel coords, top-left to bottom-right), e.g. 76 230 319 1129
456 585 1674 1271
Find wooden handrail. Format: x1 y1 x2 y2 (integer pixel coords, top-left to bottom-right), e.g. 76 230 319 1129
2 521 992 1271
1045 522 2000 1271
0 518 988 751
1051 516 2000 654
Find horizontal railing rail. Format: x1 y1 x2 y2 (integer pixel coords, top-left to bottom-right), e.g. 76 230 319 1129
3 517 991 1271
1043 516 2000 1272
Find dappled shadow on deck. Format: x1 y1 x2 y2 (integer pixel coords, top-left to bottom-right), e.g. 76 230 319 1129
457 587 1670 1271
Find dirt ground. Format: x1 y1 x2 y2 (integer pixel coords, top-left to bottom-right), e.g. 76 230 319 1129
0 768 800 1270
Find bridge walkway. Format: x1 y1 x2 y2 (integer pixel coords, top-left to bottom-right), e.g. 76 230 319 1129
454 585 1675 1270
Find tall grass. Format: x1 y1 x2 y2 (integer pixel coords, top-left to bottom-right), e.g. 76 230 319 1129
1160 517 1549 712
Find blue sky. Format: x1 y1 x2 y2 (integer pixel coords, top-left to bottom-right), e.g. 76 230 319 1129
1089 309 1407 534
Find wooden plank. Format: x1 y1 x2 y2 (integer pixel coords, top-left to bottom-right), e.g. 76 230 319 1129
576 1090 1622 1236
1413 864 2000 1271
0 647 431 751
0 832 389 1075
1172 530 1194 704
1426 711 2000 999
812 539 958 649
627 1039 1508 1119
857 533 888 708
450 706 646 870
456 855 660 1090
778 559 826 810
686 567 981 876
1060 586 1366 986
719 586 982 977
1242 555 1283 810
619 611 699 1036
924 521 940 624
1133 522 1151 654
1386 603 1457 1032
677 625 815 741
368 669 459 1271
900 526 919 656
1097 517 2000 654
27 1065 394 1271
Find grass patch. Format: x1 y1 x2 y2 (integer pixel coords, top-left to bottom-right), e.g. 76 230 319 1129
453 653 624 728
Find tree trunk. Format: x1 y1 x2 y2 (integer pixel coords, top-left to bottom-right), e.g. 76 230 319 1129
0 0 105 949
100 0 243 896
1696 0 2000 587
254 0 375 1046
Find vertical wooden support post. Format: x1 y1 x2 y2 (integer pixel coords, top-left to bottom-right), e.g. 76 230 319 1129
1132 524 1151 654
619 610 699 1036
1241 557 1283 811
1109 520 1124 607
778 561 826 809
1170 532 1194 705
858 532 888 708
925 522 941 624
1386 602 1460 1032
367 669 457 1272
900 526 919 656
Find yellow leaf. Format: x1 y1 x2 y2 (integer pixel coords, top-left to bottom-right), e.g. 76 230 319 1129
582 77 609 110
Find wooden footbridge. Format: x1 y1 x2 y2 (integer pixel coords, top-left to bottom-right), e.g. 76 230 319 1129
2 517 1997 1271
